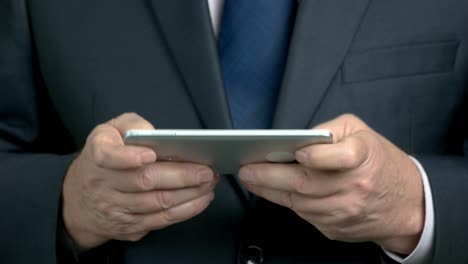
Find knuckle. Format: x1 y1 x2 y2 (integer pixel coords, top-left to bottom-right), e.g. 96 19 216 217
190 166 211 186
88 124 108 140
282 192 294 209
344 206 361 220
354 177 374 195
342 201 366 221
291 169 308 194
120 112 153 129
139 168 156 191
109 205 135 222
91 128 113 145
83 174 103 191
127 112 140 118
340 147 360 168
95 200 113 217
157 191 173 210
114 226 133 237
161 209 176 223
120 112 140 120
322 225 349 241
125 233 146 242
90 147 107 166
340 113 359 123
111 211 130 224
87 136 113 165
112 216 139 236
321 229 340 241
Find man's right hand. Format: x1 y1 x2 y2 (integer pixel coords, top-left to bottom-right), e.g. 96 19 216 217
62 113 218 250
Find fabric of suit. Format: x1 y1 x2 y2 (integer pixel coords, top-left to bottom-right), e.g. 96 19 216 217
1 0 468 263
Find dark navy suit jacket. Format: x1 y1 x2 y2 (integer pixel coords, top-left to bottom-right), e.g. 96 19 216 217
1 0 468 263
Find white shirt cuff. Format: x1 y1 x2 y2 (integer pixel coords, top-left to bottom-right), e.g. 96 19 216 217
382 156 435 263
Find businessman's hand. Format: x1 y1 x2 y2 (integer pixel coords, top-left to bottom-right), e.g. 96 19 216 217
239 114 424 255
62 113 218 249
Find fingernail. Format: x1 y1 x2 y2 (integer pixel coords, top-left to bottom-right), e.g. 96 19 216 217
295 151 308 164
140 150 156 164
197 169 214 184
239 167 254 183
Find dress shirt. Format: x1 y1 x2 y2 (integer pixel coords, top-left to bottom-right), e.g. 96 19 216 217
207 0 435 263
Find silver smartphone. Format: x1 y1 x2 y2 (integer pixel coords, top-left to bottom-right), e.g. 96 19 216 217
124 129 333 174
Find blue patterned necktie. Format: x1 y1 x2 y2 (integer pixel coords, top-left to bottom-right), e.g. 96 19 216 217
219 0 298 129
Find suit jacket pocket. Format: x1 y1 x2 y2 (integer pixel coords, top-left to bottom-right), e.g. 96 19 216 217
343 40 459 83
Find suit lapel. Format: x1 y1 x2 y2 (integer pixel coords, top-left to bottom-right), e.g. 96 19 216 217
272 0 371 129
148 0 232 129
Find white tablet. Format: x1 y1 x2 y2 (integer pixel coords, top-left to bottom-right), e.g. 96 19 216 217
124 129 333 174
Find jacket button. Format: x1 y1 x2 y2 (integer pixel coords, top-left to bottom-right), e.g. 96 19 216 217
240 245 264 264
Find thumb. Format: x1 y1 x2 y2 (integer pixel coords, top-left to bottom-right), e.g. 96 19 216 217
312 114 370 143
294 114 372 170
107 112 155 138
83 113 156 169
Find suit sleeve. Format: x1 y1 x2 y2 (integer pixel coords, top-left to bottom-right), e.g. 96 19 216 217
0 1 79 263
414 155 468 263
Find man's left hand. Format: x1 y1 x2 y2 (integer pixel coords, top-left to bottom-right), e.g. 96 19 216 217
239 114 424 255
